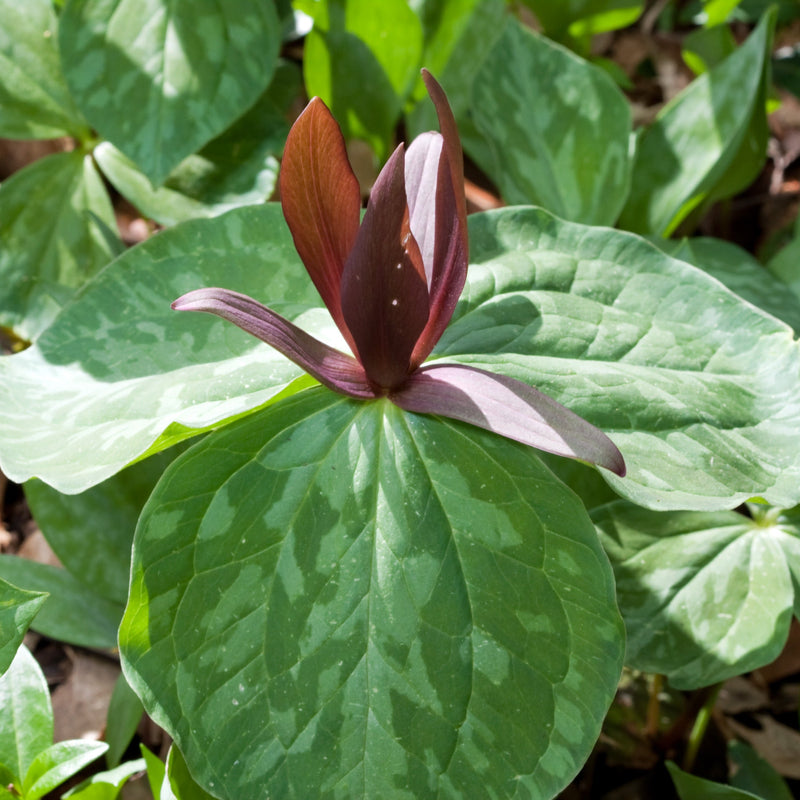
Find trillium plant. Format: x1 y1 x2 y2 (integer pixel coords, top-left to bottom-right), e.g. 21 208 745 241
7 4 800 800
107 69 635 800
173 71 625 476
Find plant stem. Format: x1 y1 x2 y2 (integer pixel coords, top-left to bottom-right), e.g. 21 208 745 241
646 673 664 740
682 682 722 772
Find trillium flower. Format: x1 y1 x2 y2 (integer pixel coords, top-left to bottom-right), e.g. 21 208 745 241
173 71 625 476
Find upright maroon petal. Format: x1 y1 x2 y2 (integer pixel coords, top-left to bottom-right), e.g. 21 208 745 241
409 71 469 368
422 70 467 239
391 363 626 476
405 131 442 283
340 145 430 391
280 97 362 352
172 288 377 399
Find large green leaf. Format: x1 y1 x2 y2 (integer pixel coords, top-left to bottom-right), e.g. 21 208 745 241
0 151 119 341
0 579 47 677
470 20 631 225
0 557 122 649
94 60 299 226
25 449 184 605
0 205 323 493
0 0 88 139
300 0 423 157
120 388 624 800
618 9 774 236
593 501 796 688
438 208 800 510
652 236 800 333
59 0 281 185
0 645 52 789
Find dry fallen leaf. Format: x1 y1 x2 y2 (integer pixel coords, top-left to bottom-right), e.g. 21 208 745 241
52 646 120 742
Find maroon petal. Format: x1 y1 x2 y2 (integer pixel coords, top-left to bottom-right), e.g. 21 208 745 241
409 71 469 368
340 145 430 391
391 364 626 475
422 70 467 234
172 288 377 399
405 131 442 282
280 97 362 353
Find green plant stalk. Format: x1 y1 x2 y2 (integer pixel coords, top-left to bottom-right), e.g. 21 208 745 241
682 682 723 772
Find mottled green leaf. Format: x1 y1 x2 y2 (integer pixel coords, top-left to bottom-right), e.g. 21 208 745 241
0 205 324 493
471 20 632 225
25 449 185 605
64 758 147 800
652 236 800 332
0 0 88 139
0 557 122 649
23 740 108 800
0 151 119 341
0 579 47 677
619 9 774 236
764 505 800 618
94 61 299 226
120 389 624 800
593 501 796 688
60 0 281 185
104 674 143 768
0 645 52 789
300 0 423 157
668 761 763 799
438 208 800 510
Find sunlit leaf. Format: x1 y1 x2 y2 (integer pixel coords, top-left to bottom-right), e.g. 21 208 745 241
594 501 796 688
652 236 800 333
470 20 631 225
94 61 299 226
0 151 119 341
0 0 88 139
0 646 52 788
619 9 774 236
60 0 281 184
438 208 800 510
0 205 323 493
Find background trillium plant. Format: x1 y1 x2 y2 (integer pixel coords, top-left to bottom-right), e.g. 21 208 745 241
172 70 625 477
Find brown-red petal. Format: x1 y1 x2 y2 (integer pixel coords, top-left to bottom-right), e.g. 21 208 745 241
280 97 362 354
340 145 430 391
